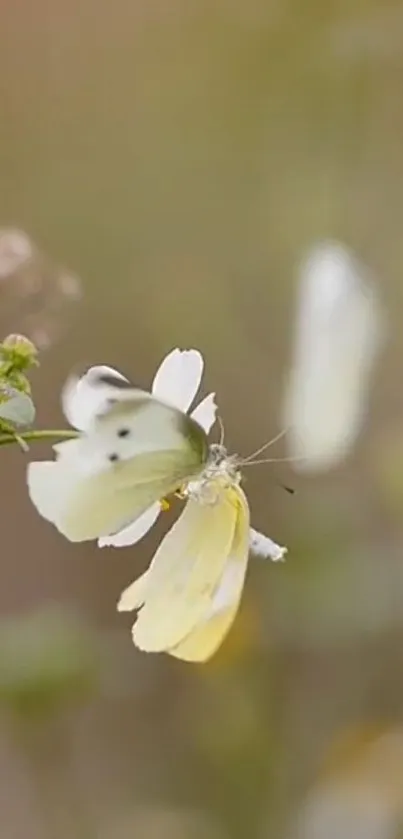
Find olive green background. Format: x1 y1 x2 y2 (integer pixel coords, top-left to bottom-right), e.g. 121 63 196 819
1 1 403 836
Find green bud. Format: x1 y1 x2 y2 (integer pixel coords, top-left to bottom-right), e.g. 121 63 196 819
0 334 38 372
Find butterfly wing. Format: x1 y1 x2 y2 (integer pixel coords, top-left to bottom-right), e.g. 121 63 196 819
56 389 207 477
168 485 250 662
27 393 208 542
126 483 247 654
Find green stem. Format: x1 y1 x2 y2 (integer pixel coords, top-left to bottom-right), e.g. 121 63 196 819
0 429 78 448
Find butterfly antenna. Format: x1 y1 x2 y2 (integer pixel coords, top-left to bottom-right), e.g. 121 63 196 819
241 427 289 464
241 453 306 467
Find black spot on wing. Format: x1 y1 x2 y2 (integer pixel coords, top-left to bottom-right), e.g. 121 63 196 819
117 428 130 438
108 453 119 463
97 373 137 389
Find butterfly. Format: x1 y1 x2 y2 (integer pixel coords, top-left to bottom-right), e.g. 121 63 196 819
118 443 287 663
27 349 217 542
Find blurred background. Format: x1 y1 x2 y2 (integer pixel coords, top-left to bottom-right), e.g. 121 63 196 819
1 0 403 836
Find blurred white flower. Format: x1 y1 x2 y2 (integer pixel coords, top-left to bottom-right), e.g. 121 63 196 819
0 228 33 279
0 229 82 349
293 782 396 839
292 727 403 839
283 241 385 472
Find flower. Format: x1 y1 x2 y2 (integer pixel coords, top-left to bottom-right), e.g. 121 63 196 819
283 241 384 472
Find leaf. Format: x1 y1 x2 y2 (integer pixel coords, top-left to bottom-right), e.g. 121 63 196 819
0 391 35 428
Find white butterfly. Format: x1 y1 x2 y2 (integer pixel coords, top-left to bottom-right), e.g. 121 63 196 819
27 349 216 542
118 443 287 663
283 241 385 471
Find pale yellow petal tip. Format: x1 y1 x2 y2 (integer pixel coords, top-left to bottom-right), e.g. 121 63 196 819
117 573 149 613
116 591 134 612
130 624 160 654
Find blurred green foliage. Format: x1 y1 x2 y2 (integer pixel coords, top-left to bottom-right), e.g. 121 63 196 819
0 607 98 719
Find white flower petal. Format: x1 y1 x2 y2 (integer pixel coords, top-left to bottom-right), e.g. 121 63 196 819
191 392 217 433
249 528 287 561
98 502 161 548
151 348 203 412
62 365 128 431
